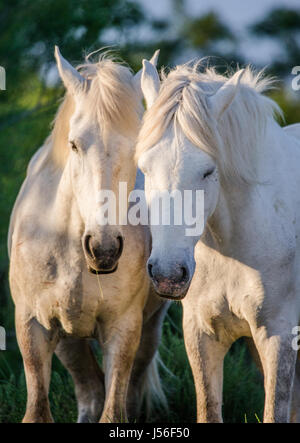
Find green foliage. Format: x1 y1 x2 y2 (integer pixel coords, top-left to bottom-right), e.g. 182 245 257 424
250 8 300 76
0 0 144 87
223 340 264 423
184 12 234 49
252 8 300 37
270 90 300 126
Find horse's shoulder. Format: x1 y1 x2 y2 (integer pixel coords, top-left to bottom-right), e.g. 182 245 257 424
26 141 51 176
8 181 57 260
9 142 57 238
284 123 300 141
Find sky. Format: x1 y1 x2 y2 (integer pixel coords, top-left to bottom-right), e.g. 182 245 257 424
135 0 300 64
137 0 300 31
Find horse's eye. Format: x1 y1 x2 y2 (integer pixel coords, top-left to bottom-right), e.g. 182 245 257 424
203 168 215 179
70 141 78 152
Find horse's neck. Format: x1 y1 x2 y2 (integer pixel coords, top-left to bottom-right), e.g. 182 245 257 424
207 120 291 257
207 184 246 253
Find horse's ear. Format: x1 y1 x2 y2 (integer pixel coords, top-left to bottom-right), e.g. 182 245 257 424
149 49 160 67
208 69 245 120
141 60 160 108
132 49 160 105
54 46 85 95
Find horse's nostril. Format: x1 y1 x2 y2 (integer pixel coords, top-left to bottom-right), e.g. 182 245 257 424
84 234 123 263
116 235 124 257
181 266 187 282
84 235 93 258
148 263 153 279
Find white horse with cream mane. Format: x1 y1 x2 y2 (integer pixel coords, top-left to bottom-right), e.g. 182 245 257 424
136 59 300 422
8 47 168 423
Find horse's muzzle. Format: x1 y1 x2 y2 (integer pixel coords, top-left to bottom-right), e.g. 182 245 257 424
147 259 191 300
83 234 123 275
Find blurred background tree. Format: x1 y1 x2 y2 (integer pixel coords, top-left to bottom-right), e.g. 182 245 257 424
0 0 143 92
0 0 299 423
251 8 300 76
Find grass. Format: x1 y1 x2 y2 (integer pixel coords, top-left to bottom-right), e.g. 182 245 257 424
0 302 264 423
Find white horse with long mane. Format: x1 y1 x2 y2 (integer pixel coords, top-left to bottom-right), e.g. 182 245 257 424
136 59 300 422
8 47 168 423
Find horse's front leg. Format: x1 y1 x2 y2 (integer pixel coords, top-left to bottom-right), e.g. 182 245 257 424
127 298 170 420
55 337 105 423
15 309 58 423
252 326 297 422
183 310 230 423
99 308 143 423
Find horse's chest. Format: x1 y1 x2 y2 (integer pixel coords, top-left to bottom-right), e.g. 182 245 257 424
36 273 101 337
188 250 263 338
12 242 101 337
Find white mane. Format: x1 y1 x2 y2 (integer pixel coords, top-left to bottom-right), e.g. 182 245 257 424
77 52 142 137
48 51 143 167
136 62 283 182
